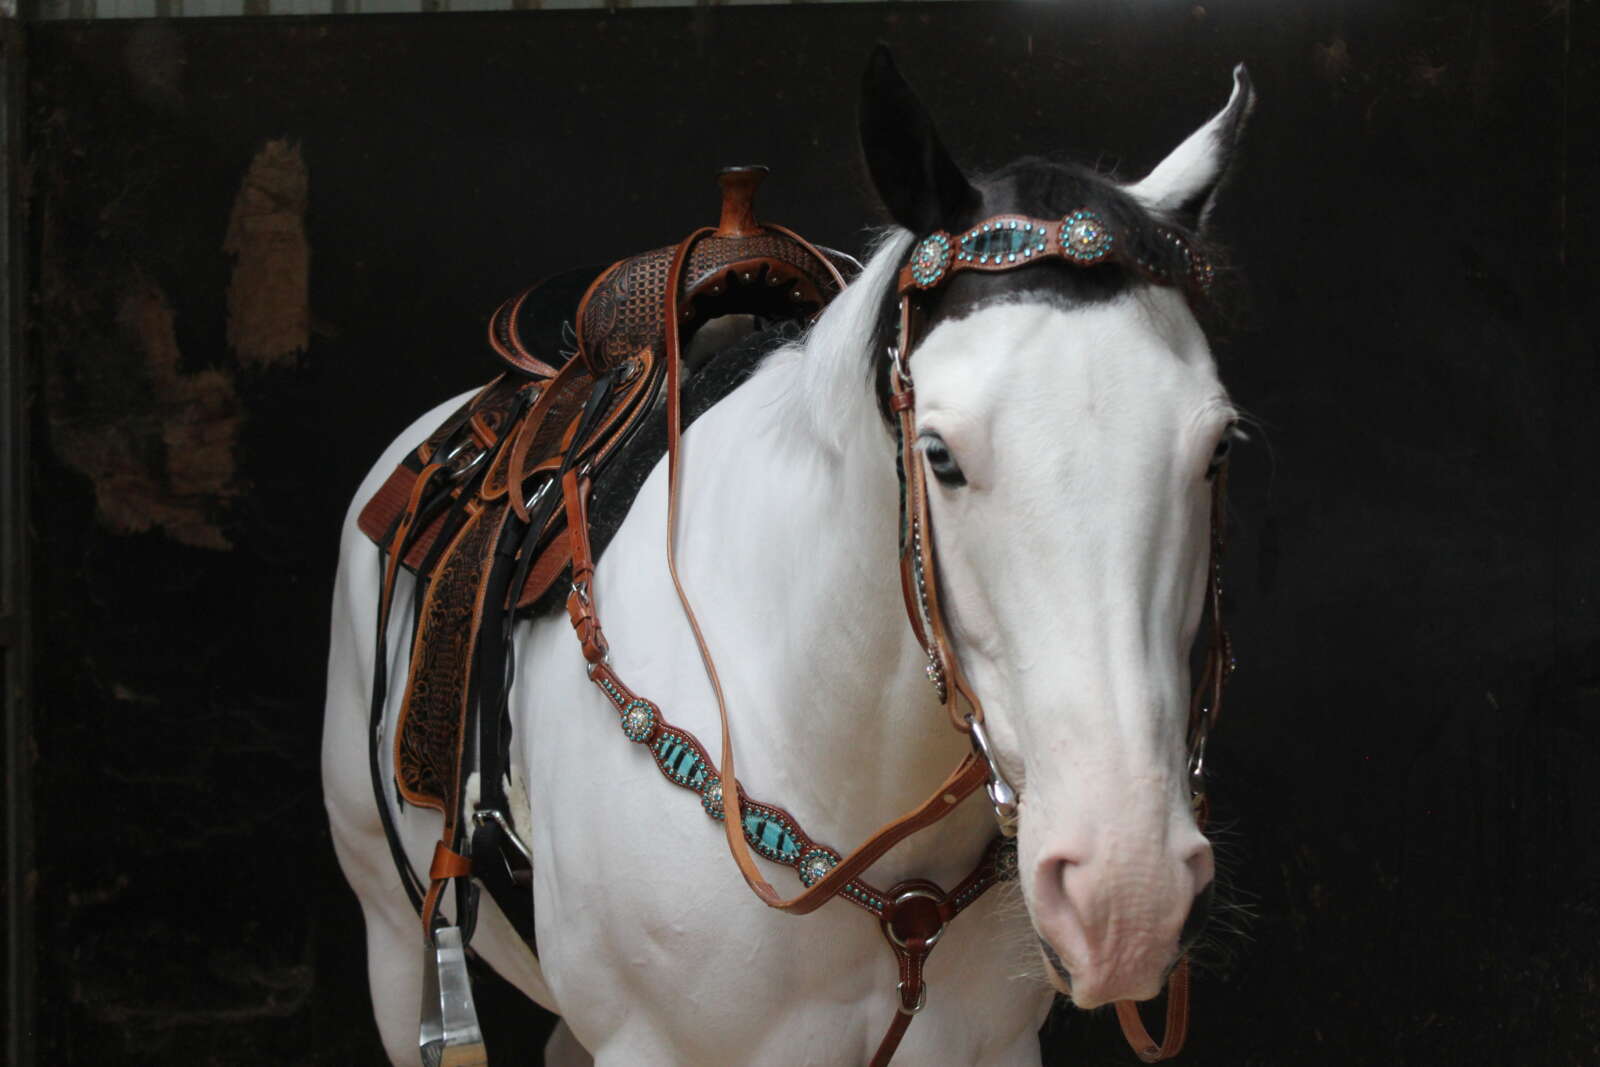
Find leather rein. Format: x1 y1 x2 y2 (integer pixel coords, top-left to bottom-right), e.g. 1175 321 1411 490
562 211 1232 1064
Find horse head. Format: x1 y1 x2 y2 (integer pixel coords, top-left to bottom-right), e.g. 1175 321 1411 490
859 48 1253 1010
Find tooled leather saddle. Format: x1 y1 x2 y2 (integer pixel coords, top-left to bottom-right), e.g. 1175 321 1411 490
358 166 854 949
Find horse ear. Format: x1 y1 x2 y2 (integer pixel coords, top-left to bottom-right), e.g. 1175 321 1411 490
859 45 979 234
1127 64 1256 231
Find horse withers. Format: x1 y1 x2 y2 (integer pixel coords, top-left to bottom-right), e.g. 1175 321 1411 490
324 48 1253 1066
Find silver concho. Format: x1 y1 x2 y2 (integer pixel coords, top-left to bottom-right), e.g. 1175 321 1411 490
620 699 657 743
798 848 839 887
909 232 954 288
1060 209 1114 264
700 775 725 820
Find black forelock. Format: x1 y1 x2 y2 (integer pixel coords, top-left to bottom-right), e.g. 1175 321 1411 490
940 156 1214 319
870 156 1230 421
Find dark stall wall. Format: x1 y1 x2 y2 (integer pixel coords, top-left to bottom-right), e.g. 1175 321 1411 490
20 3 1599 1065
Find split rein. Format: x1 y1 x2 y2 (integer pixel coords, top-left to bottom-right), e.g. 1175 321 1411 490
561 211 1235 1064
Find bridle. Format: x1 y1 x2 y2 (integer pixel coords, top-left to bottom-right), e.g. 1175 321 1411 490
887 209 1234 1061
563 207 1234 1064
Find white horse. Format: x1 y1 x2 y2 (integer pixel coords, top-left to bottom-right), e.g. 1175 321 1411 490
324 52 1253 1066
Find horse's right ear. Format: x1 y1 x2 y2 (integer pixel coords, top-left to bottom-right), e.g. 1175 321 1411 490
859 45 979 235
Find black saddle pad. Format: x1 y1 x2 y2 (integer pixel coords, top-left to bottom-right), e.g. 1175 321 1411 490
525 317 804 617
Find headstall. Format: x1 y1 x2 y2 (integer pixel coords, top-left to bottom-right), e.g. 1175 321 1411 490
885 209 1233 1063
563 208 1232 1065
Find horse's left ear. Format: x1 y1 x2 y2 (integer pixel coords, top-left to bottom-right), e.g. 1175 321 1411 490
1127 64 1256 232
859 44 980 234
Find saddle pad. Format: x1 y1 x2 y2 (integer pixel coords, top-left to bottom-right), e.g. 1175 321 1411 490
522 318 801 615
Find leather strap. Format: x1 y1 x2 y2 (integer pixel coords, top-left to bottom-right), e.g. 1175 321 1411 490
1115 958 1192 1062
894 212 1214 301
563 468 608 666
505 357 595 523
1112 472 1228 1060
430 841 472 880
650 232 984 917
890 298 987 734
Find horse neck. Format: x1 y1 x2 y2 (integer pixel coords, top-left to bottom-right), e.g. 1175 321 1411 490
679 318 994 880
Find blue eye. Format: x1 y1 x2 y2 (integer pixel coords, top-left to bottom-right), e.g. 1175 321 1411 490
921 434 967 487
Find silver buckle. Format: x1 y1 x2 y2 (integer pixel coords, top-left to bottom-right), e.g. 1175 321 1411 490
895 980 929 1015
888 343 913 387
472 808 533 865
966 715 1020 837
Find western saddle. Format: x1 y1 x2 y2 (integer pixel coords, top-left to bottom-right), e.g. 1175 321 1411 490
356 167 852 1006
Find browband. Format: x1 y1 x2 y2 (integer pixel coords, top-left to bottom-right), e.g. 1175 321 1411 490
896 209 1214 298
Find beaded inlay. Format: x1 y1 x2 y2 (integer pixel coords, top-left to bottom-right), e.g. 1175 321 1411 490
742 802 803 862
591 670 953 913
959 218 1048 265
654 730 709 788
594 667 1010 923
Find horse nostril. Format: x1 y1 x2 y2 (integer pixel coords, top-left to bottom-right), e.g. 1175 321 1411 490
1180 880 1214 949
1183 840 1215 894
1033 854 1078 914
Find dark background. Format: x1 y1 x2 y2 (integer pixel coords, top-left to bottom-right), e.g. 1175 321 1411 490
11 1 1598 1063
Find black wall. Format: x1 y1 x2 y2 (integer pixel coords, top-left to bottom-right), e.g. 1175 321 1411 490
21 2 1599 1064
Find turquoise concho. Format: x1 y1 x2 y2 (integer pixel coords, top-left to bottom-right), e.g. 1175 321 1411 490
959 219 1048 266
909 233 954 288
1060 209 1114 264
741 802 803 863
619 699 657 743
700 775 725 821
797 847 840 888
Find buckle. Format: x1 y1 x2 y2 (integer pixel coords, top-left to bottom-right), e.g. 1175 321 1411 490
895 980 928 1015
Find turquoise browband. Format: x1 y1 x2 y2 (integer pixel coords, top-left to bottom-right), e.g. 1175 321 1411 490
898 209 1214 296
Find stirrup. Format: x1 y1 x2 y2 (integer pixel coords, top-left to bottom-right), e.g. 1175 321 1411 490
419 926 488 1067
